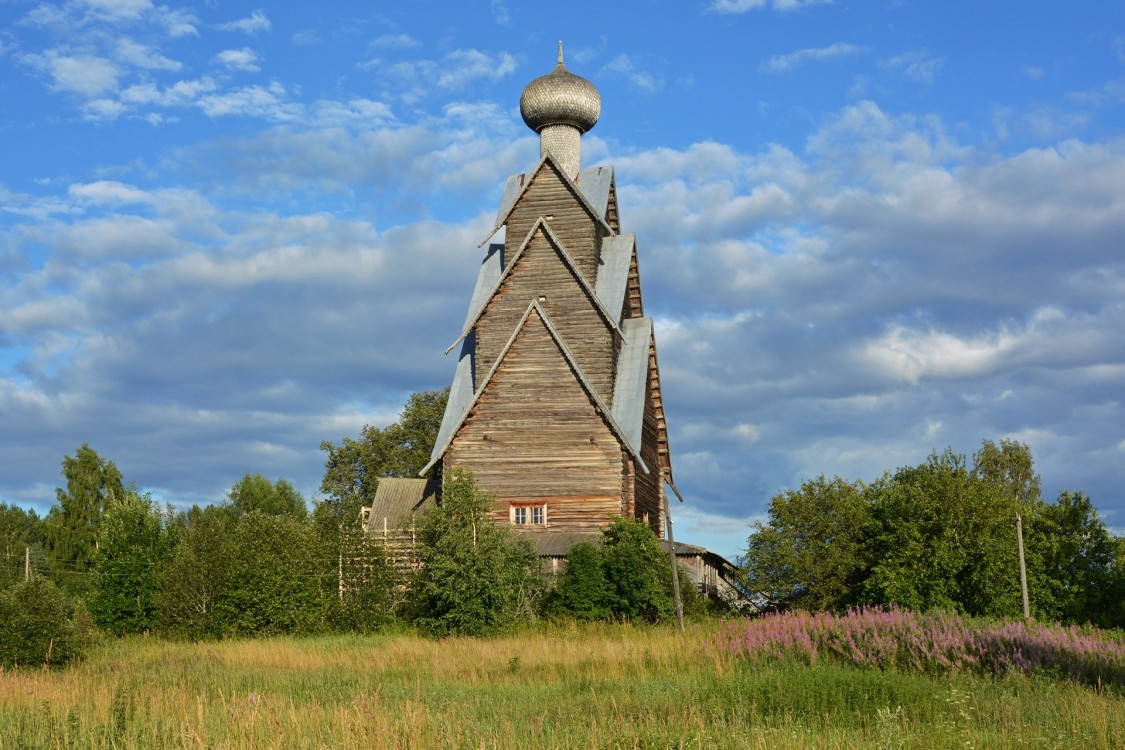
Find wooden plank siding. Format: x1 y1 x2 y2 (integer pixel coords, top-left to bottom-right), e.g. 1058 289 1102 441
505 162 608 283
635 357 664 534
473 226 616 400
623 249 645 319
446 307 627 533
647 332 673 479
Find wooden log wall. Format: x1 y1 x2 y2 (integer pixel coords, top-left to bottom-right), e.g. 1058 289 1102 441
474 227 616 399
623 249 645 319
447 308 625 533
506 164 606 282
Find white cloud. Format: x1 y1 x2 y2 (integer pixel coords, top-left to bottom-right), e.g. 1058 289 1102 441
369 34 419 50
78 0 153 21
214 48 261 72
436 49 517 89
216 10 271 35
196 82 301 120
115 38 181 71
882 49 944 84
68 180 152 206
120 77 218 107
30 50 121 96
291 30 322 46
764 43 861 74
709 0 831 12
151 6 198 37
83 97 127 121
601 54 662 92
490 0 512 27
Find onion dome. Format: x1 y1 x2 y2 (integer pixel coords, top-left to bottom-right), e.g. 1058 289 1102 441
519 42 601 134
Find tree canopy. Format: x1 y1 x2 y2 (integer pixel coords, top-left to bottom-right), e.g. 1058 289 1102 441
742 440 1124 627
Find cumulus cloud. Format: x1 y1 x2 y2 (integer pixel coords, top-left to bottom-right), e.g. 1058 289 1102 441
115 38 181 71
216 10 271 35
25 50 121 96
436 49 517 89
763 43 861 74
214 48 261 72
196 82 301 120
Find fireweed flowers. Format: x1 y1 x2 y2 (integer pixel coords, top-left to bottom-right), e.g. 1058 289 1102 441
717 606 1124 688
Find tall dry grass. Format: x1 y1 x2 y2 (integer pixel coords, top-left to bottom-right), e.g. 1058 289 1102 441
1 621 1121 749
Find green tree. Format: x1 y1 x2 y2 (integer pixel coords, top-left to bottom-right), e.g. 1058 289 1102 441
0 577 84 668
220 512 326 636
90 489 167 635
551 541 612 621
45 444 125 593
601 517 676 623
973 439 1042 508
742 475 869 612
320 388 448 517
225 473 306 520
1031 491 1119 627
410 470 539 636
862 450 1019 617
156 506 234 639
0 503 47 587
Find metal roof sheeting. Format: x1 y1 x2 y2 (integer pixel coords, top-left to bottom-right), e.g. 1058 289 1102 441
462 244 504 332
576 166 613 220
430 334 476 465
595 234 633 323
611 317 652 451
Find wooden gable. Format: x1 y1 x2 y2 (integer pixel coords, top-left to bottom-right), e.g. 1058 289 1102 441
502 158 610 282
444 303 644 531
470 220 619 399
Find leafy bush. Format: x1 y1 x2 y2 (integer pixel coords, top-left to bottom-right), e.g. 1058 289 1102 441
552 517 684 623
409 470 541 637
0 577 86 668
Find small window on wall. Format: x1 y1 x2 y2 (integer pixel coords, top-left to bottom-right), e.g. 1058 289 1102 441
510 504 547 526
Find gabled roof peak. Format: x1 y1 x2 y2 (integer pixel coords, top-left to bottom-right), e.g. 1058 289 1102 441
478 154 613 247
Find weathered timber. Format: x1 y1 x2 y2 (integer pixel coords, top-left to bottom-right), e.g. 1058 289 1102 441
446 306 627 531
505 160 608 282
473 225 616 399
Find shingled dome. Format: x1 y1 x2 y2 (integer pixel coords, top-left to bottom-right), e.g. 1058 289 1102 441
519 43 601 134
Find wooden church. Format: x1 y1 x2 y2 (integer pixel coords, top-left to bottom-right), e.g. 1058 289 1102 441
364 47 740 597
422 44 678 535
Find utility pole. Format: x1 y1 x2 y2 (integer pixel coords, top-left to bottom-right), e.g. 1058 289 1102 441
25 545 31 581
663 490 685 633
1016 514 1030 623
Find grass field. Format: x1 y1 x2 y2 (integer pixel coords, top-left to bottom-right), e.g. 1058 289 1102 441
1 621 1122 749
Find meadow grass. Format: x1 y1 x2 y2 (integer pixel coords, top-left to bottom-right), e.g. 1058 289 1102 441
0 621 1121 749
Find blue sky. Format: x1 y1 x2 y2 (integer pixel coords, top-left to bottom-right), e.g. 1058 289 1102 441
2 0 1123 559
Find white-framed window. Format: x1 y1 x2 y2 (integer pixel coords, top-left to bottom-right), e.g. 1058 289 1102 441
511 504 547 526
